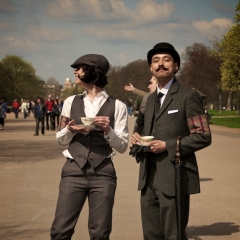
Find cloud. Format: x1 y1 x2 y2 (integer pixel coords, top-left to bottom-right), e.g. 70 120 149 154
45 0 175 24
0 36 48 56
0 0 18 13
0 21 10 31
210 1 235 14
193 18 233 38
45 0 130 21
27 25 74 42
135 1 175 23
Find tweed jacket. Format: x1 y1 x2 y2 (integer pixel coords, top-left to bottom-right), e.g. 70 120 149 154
138 78 211 196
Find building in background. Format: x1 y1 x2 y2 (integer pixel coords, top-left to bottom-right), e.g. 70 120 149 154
43 83 62 99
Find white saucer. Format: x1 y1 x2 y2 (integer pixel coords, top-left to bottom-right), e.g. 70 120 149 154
136 142 150 146
75 124 95 129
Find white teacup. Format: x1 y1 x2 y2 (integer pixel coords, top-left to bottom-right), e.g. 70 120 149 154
140 136 154 146
81 117 94 125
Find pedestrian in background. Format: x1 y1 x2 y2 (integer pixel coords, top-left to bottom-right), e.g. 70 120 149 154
45 94 55 130
33 97 46 136
19 99 28 118
0 97 8 130
12 99 20 119
52 98 60 130
126 97 133 116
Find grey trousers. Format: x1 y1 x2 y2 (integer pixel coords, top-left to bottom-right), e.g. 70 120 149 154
51 158 117 240
141 162 189 240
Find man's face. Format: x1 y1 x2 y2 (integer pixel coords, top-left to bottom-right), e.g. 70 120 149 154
48 95 52 100
148 76 158 93
150 53 178 80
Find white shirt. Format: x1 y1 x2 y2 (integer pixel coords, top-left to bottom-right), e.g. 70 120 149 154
56 90 129 159
157 78 174 106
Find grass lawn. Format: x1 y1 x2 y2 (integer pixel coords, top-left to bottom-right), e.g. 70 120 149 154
210 117 240 128
208 109 239 116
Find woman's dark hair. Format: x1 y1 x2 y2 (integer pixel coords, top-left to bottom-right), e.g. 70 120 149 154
79 65 108 88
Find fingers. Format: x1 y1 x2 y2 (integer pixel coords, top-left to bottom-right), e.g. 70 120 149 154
131 132 141 145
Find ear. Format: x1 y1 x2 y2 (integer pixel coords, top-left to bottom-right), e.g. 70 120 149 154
149 65 153 73
174 62 178 72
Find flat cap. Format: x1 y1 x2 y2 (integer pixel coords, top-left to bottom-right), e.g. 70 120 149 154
71 54 110 75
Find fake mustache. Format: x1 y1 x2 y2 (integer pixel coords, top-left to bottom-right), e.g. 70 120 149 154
156 65 168 72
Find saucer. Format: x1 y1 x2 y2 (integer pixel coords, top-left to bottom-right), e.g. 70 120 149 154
136 142 150 146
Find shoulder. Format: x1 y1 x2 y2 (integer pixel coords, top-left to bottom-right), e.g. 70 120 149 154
115 99 127 111
64 95 77 105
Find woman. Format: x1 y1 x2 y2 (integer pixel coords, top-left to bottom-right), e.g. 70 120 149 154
51 54 129 240
19 99 28 118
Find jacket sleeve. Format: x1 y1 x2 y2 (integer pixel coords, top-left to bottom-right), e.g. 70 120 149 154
132 88 146 98
165 90 211 161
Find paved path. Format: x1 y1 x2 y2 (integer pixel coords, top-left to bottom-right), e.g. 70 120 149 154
0 113 240 240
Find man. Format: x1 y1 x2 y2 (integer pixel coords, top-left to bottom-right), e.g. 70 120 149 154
45 94 55 130
51 54 129 240
33 97 46 136
131 42 211 239
0 97 8 130
126 76 158 133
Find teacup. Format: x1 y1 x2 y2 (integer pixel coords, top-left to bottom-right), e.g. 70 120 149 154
81 117 94 125
140 136 154 146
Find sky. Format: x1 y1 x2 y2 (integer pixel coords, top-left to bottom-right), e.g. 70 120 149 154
0 0 238 85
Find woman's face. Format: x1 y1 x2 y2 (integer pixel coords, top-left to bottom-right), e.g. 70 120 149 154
74 66 85 85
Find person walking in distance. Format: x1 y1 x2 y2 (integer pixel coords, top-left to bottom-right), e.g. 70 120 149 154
52 98 60 130
45 94 55 130
50 54 129 240
12 99 20 119
19 99 28 118
131 42 212 240
0 97 8 130
33 97 46 136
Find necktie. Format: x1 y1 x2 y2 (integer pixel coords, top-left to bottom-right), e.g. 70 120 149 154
156 92 164 114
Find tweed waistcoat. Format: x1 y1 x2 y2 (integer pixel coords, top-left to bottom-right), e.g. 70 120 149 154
68 95 115 169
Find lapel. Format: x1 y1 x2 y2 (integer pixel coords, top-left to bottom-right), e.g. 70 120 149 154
155 78 179 121
144 92 156 135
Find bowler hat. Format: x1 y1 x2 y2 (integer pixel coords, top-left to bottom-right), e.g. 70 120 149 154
147 42 180 72
71 54 110 75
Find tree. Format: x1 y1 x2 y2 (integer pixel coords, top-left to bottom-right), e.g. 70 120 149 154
0 55 44 102
213 1 240 112
61 85 84 100
107 60 151 102
179 43 220 108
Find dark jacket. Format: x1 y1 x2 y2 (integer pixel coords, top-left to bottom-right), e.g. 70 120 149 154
138 79 211 196
34 103 46 118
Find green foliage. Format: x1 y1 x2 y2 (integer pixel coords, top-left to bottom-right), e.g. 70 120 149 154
106 60 151 102
234 0 240 23
61 85 84 100
208 109 239 116
220 24 240 92
0 55 45 102
210 117 240 128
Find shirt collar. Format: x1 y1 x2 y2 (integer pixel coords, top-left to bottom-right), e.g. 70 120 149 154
81 90 109 99
157 78 174 95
